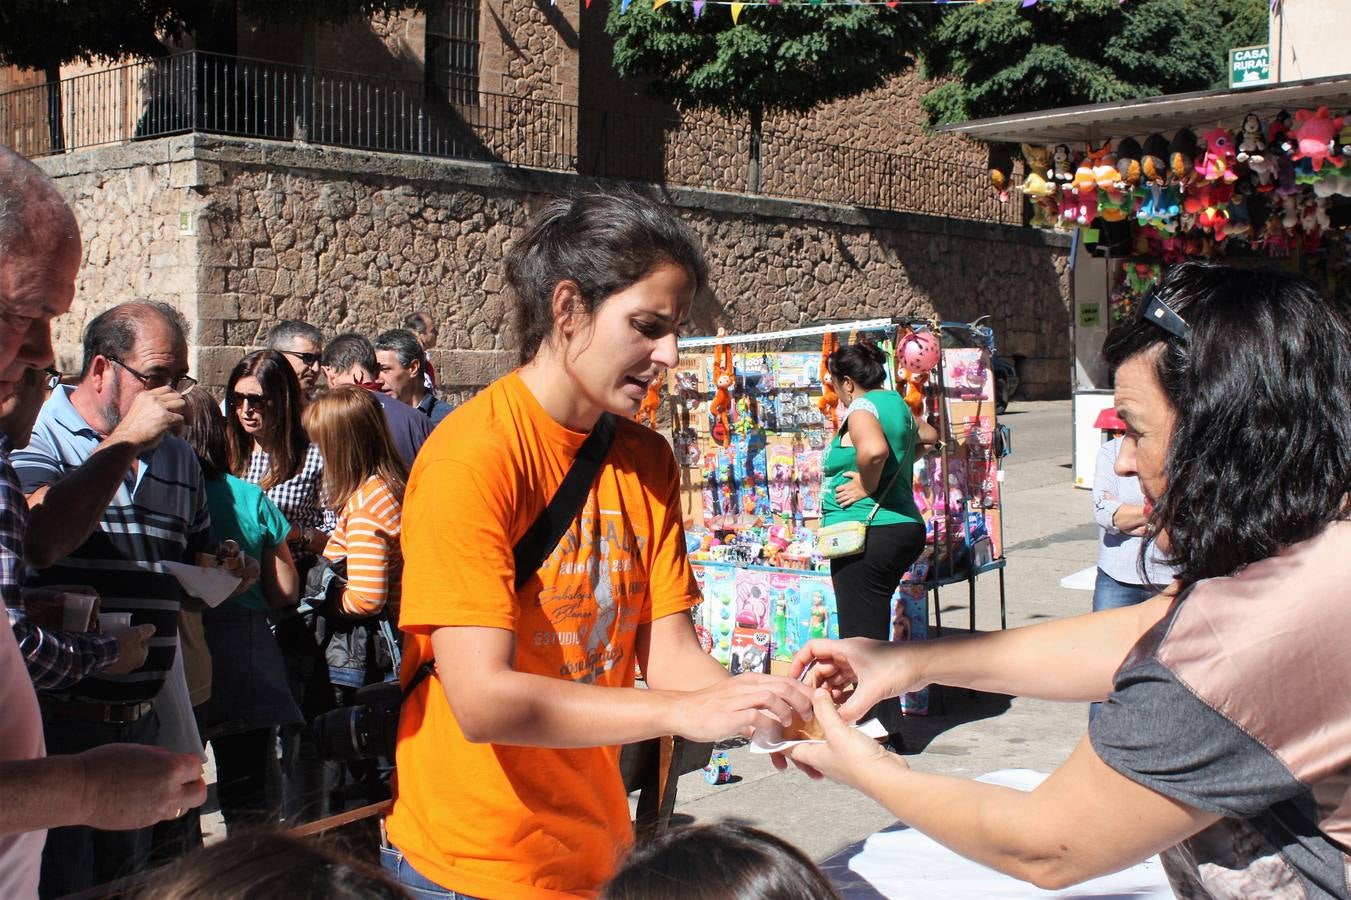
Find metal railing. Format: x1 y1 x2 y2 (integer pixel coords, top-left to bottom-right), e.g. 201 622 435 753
0 51 1020 225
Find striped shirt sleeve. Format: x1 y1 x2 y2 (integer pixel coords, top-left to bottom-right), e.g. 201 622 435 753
327 478 402 617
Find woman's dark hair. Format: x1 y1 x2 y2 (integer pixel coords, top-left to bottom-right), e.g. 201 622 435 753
134 830 405 900
225 350 308 490
179 387 230 481
507 189 709 364
600 822 842 900
1103 261 1351 589
826 339 888 391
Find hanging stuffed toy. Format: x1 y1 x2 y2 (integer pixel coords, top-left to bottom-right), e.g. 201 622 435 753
898 329 941 417
1236 113 1266 163
710 331 734 446
1065 144 1104 226
636 377 662 429
1168 128 1200 185
988 143 1015 203
1018 143 1058 226
818 332 840 432
1141 133 1171 185
1267 110 1294 156
1289 106 1345 176
1196 127 1238 183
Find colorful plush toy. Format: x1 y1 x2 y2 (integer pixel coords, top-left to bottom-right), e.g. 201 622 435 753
710 331 734 446
1113 137 1142 190
898 329 940 417
1196 127 1238 183
1268 110 1294 155
1017 171 1058 227
817 332 839 432
1141 133 1171 185
1168 128 1200 184
1051 144 1075 185
1290 106 1345 174
1021 143 1053 180
988 143 1015 203
635 377 662 429
1236 113 1266 162
1184 181 1234 240
1064 146 1104 225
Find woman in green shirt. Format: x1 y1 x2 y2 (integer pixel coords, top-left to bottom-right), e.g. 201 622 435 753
822 340 937 748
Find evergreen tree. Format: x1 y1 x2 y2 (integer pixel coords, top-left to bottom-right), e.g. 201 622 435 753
606 1 924 189
920 0 1268 127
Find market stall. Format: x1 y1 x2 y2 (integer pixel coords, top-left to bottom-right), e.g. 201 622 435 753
945 74 1351 485
652 318 1009 715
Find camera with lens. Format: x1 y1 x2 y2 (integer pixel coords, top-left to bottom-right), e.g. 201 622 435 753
312 680 402 762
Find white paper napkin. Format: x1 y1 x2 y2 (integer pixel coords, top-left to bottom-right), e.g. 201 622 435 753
749 717 888 753
161 561 241 608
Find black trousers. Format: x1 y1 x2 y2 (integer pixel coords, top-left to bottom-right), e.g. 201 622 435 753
830 521 927 736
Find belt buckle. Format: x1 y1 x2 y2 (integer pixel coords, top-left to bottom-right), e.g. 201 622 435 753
103 701 150 723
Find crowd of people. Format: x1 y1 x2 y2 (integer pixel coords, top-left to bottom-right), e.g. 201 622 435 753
3 137 1350 900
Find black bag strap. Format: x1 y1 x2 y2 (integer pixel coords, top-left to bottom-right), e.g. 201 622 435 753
404 412 618 699
512 412 617 590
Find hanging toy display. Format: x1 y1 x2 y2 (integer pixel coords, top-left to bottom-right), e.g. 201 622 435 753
898 328 941 416
635 378 662 429
817 332 840 432
710 330 734 447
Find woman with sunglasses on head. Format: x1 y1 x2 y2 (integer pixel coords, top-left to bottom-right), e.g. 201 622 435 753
782 262 1351 898
224 349 333 822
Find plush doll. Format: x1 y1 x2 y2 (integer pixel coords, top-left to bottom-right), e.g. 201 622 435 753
1268 110 1294 155
1087 141 1119 188
1196 127 1238 183
817 332 839 432
710 332 734 446
1290 106 1346 174
636 378 662 429
1184 181 1234 239
1168 128 1200 184
1223 194 1252 241
1313 171 1351 198
988 143 1015 203
1065 146 1103 225
1280 192 1301 230
1236 113 1266 162
1021 143 1053 180
1141 133 1171 185
1017 171 1058 227
1051 144 1075 184
1247 150 1279 191
1113 137 1143 190
1336 123 1351 159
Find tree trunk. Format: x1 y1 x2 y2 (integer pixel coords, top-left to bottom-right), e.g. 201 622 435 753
746 105 763 194
43 60 64 154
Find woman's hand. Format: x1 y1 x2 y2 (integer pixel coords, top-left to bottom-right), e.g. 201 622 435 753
669 673 816 744
789 637 922 724
834 471 870 507
778 688 907 791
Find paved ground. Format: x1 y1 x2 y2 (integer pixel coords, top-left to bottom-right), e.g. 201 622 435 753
664 399 1103 863
203 399 1097 874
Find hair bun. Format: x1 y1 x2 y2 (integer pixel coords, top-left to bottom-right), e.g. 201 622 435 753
856 339 886 364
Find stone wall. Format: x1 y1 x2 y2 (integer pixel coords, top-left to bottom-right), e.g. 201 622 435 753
33 135 1070 403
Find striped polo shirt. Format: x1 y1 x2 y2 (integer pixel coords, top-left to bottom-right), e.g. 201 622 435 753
12 385 214 704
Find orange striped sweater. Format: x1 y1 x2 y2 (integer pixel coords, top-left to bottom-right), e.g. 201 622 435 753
323 475 403 617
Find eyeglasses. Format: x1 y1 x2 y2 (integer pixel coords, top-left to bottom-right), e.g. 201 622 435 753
106 356 197 393
1141 291 1191 342
229 392 271 410
280 350 322 368
20 367 62 390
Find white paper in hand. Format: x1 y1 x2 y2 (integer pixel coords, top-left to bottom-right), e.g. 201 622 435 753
749 717 887 753
161 561 240 608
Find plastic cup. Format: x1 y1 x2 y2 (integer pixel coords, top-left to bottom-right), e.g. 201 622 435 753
98 612 133 633
58 590 99 632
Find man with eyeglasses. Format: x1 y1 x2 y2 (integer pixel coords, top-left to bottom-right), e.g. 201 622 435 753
265 320 324 403
12 300 252 894
0 146 206 900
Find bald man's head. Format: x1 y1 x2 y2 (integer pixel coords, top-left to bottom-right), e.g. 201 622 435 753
0 144 82 402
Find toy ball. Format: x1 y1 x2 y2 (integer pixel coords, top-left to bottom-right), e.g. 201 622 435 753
900 331 941 374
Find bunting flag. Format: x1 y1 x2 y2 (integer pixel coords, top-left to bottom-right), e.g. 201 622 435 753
693 0 706 15
731 1 745 20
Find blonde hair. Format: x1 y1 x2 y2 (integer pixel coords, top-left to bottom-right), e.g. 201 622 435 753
302 387 407 510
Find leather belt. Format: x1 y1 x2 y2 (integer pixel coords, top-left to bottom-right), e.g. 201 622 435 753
43 699 155 724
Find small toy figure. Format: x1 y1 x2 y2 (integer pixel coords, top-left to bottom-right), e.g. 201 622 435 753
1140 133 1171 186
1113 137 1142 190
710 330 734 447
988 143 1015 203
1290 106 1346 174
703 752 732 785
635 378 661 429
818 332 839 432
1051 144 1075 184
1168 128 1200 184
1196 127 1238 183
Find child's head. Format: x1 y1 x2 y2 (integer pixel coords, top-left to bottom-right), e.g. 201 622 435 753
507 189 709 367
134 831 405 900
179 384 230 480
600 822 842 900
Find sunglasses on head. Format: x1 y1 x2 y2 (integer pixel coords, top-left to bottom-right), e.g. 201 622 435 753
1141 290 1191 342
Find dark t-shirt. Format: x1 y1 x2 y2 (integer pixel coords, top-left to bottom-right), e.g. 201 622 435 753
372 389 432 468
1091 521 1351 899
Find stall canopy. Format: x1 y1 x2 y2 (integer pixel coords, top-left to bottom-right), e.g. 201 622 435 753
938 74 1351 145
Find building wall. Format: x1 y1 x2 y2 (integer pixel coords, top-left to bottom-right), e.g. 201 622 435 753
1273 0 1351 82
32 135 1070 404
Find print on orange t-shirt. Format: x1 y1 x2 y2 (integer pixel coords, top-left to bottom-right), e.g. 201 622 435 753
387 372 700 900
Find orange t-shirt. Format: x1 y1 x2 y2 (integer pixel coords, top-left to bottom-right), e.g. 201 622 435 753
386 372 700 900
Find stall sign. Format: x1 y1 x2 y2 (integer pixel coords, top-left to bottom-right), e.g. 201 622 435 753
1229 45 1271 89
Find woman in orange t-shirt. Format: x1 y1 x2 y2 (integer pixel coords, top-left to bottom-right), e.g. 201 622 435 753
383 192 815 900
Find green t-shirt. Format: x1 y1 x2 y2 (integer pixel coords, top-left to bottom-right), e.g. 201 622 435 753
821 390 922 527
204 474 292 613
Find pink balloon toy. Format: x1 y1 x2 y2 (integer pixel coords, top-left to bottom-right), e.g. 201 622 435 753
900 331 941 374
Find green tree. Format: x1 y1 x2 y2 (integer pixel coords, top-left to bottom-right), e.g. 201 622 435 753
0 0 424 150
606 1 924 190
920 0 1268 127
